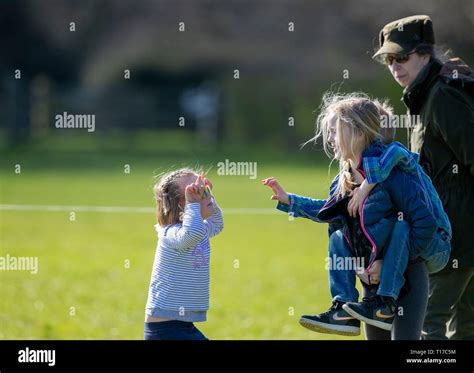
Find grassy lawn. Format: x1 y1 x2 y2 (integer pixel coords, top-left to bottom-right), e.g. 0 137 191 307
0 139 364 340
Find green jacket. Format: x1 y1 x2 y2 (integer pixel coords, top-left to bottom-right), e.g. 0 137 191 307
403 58 474 271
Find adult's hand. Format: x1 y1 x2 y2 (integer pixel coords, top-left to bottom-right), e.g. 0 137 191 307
368 260 383 284
356 270 370 285
356 260 382 285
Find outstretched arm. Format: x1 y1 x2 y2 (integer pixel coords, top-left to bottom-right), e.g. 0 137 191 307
262 177 327 222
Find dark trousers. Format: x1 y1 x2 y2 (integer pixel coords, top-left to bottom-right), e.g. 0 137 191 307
364 259 429 340
423 267 474 340
144 320 208 340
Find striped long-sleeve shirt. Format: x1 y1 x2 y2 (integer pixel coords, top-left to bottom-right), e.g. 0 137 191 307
145 201 224 322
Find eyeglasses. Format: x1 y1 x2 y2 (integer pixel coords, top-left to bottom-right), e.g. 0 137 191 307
384 51 416 65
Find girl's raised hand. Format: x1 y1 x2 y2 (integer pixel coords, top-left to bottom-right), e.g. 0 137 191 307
203 177 213 190
194 172 213 189
185 184 202 203
195 173 204 186
196 172 213 199
261 177 289 205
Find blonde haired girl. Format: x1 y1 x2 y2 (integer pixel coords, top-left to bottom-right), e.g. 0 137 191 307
263 92 450 339
144 169 224 340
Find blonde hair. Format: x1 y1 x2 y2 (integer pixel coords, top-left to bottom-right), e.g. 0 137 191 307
153 168 198 226
306 92 394 197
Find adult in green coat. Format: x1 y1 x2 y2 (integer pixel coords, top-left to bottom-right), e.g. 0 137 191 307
373 15 474 340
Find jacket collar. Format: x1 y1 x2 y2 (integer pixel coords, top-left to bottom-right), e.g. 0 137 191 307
402 58 443 114
361 138 385 159
319 139 385 221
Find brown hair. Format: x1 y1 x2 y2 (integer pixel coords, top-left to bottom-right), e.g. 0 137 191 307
415 43 435 57
153 168 197 226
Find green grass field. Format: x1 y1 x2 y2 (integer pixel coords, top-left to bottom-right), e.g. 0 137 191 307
0 135 365 340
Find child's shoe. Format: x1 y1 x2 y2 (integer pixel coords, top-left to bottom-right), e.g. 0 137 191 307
342 295 396 331
299 301 361 336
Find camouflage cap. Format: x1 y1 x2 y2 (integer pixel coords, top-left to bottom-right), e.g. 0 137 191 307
373 15 435 59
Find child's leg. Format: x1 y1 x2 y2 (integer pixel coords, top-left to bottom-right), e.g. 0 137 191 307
144 321 208 340
328 229 359 303
378 222 451 298
419 230 451 274
299 229 361 336
377 220 410 300
343 221 421 332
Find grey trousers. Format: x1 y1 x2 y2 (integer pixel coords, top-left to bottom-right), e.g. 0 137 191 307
422 266 474 340
364 259 429 340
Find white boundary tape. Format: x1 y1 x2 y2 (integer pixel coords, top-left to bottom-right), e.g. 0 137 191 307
0 204 278 215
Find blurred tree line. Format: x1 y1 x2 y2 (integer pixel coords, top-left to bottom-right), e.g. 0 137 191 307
0 0 472 152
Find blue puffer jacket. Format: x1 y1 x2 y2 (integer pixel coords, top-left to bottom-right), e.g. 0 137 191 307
277 140 451 265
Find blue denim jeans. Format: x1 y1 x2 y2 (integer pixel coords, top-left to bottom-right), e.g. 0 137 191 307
422 229 451 274
329 222 451 303
378 220 451 300
144 320 208 340
328 230 359 303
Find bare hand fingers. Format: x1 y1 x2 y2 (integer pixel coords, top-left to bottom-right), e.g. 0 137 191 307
352 203 358 217
348 199 357 217
357 271 370 285
347 199 354 217
267 178 277 187
204 178 213 189
195 174 202 186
